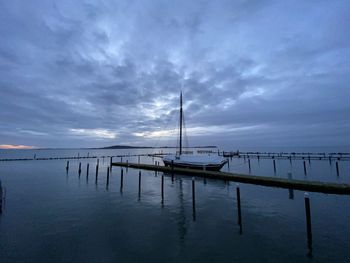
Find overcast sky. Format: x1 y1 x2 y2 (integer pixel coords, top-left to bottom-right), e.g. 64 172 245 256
0 0 349 149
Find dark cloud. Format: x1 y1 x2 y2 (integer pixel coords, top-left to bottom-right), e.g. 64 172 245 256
0 0 349 148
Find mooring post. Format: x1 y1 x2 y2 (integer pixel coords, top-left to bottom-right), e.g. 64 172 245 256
66 161 69 172
336 161 340 176
192 177 196 221
120 169 124 190
110 157 113 171
78 162 82 176
138 171 141 195
106 166 110 186
304 193 313 255
86 163 89 178
248 159 251 173
236 184 242 233
0 180 3 214
95 164 99 184
273 159 276 173
288 172 294 200
161 175 164 201
303 161 307 175
97 158 99 166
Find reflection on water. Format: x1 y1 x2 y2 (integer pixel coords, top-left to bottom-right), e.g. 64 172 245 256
0 148 350 262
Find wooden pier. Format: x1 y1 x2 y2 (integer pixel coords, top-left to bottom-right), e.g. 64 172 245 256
112 162 350 195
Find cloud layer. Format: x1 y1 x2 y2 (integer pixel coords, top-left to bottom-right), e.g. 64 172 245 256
0 0 349 148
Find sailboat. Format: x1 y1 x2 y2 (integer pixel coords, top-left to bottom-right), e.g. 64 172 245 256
162 92 228 171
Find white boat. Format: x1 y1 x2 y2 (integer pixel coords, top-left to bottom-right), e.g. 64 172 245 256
162 93 228 171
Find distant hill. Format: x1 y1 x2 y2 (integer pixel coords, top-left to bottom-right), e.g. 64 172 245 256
99 145 217 149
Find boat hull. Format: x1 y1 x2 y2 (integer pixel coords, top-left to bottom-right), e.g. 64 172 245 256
163 158 228 171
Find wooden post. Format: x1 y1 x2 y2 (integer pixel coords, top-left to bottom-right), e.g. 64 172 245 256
138 155 140 164
288 172 294 200
106 166 110 186
171 160 174 182
329 156 332 166
273 159 276 173
0 181 3 214
192 177 196 221
236 184 242 234
86 163 89 177
78 162 82 176
110 157 113 171
97 158 99 166
304 193 312 255
95 164 99 184
138 171 141 195
66 161 69 172
120 169 124 190
303 161 307 175
161 175 164 201
336 161 339 176
248 159 251 173
308 156 311 164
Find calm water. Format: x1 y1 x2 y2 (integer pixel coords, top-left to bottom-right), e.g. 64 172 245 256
0 148 350 262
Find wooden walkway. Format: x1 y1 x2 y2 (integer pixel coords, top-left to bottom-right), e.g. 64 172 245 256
112 162 350 195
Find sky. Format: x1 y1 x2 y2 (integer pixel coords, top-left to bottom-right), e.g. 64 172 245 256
0 0 350 149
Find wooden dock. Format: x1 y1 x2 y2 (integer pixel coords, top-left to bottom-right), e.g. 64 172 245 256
112 162 350 195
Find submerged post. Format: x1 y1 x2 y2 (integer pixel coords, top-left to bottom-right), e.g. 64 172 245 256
248 159 251 173
120 169 124 190
303 161 307 175
110 157 113 171
78 162 82 176
66 161 69 172
336 161 340 176
273 159 276 173
95 164 99 184
304 193 313 255
106 166 110 186
0 180 3 214
161 175 164 201
138 171 141 195
192 177 196 221
236 184 242 234
86 163 89 178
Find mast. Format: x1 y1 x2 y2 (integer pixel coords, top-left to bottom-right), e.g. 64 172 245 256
179 92 183 155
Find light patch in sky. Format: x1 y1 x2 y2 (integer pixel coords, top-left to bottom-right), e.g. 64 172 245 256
69 129 117 139
0 144 37 149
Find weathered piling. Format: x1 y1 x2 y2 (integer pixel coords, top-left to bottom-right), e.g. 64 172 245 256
171 160 174 182
304 193 312 255
106 166 110 186
303 161 307 175
120 169 124 190
138 171 141 195
95 164 99 184
78 162 82 176
236 184 242 233
336 161 340 176
66 161 69 172
273 159 276 173
0 181 3 214
248 159 251 173
288 172 294 200
86 163 89 177
161 175 164 201
192 177 196 221
110 157 113 171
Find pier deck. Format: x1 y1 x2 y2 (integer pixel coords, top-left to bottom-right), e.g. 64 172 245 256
112 162 350 195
